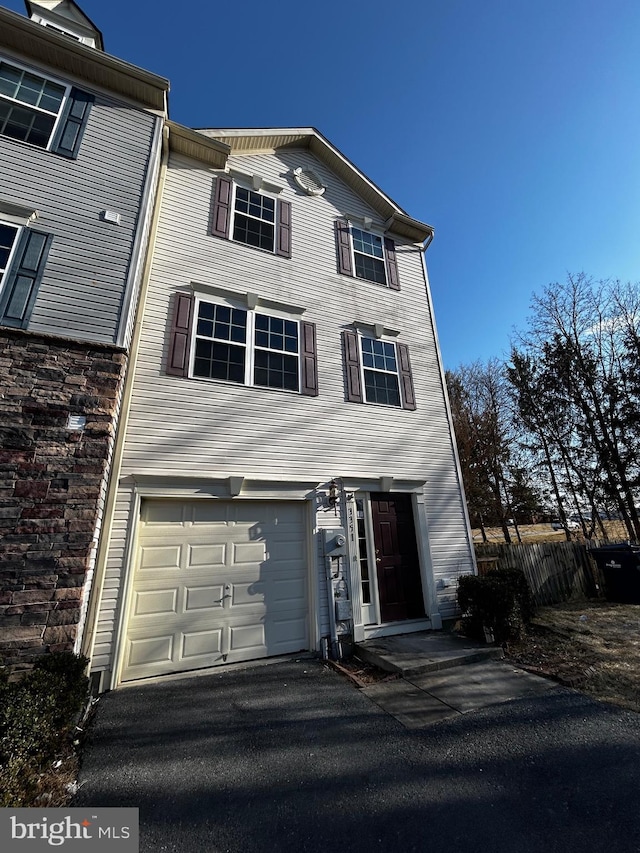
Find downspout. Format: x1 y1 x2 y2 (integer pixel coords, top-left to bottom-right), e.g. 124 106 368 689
81 121 170 677
419 232 477 576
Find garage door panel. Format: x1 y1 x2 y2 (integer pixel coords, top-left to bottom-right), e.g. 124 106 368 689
132 588 178 617
273 577 306 604
122 499 309 682
141 501 187 526
233 541 266 564
230 624 265 653
181 628 223 660
184 584 225 611
188 543 226 568
269 616 307 648
128 635 173 667
138 545 181 570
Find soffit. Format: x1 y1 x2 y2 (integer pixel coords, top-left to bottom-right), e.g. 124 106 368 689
0 7 168 112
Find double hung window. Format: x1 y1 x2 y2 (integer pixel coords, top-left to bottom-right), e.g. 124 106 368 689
0 59 94 158
211 176 292 258
167 293 318 396
232 187 276 252
360 337 402 406
0 61 66 149
342 329 416 410
351 227 387 286
190 299 303 392
335 220 400 290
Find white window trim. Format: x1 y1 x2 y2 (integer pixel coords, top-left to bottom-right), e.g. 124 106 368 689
0 219 22 288
189 294 302 393
0 56 71 151
358 333 402 408
230 181 280 254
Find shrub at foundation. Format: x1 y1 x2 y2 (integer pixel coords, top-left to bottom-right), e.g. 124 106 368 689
457 569 534 644
0 653 89 806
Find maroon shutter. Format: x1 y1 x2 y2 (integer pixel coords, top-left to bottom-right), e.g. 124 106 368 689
384 237 400 290
335 220 353 276
397 343 416 410
211 175 232 239
276 200 292 258
167 292 194 376
300 321 318 396
342 329 363 403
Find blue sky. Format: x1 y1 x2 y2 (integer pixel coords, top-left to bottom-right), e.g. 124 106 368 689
6 0 640 368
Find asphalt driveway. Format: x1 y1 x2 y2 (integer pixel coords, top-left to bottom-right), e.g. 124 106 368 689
75 659 640 853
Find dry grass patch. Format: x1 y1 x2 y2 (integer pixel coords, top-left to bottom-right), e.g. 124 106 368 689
473 520 630 544
506 601 640 712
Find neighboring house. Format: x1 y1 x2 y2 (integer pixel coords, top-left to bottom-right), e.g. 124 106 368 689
0 0 168 670
86 126 476 691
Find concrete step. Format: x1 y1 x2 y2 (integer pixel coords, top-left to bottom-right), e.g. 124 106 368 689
354 631 504 677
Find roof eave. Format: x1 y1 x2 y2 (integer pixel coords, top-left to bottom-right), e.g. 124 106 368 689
0 7 169 112
167 121 230 168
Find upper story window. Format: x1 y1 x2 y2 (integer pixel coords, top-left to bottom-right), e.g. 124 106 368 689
0 59 94 159
166 292 318 396
360 336 402 406
193 300 300 391
233 187 276 252
342 329 416 410
211 176 292 259
351 227 387 286
0 62 66 149
335 220 401 290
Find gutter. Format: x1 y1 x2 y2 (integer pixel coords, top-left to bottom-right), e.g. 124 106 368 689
81 123 171 680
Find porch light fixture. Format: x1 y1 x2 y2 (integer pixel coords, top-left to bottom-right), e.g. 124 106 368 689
380 476 393 493
328 479 339 507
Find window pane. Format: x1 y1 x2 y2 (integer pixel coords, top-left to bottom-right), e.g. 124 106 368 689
193 339 245 383
254 351 299 391
196 302 247 347
364 370 401 406
197 317 213 337
233 214 274 251
254 314 298 354
352 227 384 258
0 64 21 97
354 253 387 285
0 223 18 272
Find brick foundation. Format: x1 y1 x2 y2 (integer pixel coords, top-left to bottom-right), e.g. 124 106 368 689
0 329 126 670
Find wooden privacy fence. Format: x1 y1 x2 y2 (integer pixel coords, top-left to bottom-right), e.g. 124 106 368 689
474 540 610 607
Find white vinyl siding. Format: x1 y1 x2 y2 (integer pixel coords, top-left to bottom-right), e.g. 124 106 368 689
92 146 474 675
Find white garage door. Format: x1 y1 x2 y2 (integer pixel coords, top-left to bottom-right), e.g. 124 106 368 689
121 499 309 682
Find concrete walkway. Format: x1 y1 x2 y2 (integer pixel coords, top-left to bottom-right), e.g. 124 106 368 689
354 630 558 728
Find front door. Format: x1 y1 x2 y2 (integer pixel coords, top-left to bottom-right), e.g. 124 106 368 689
370 493 425 622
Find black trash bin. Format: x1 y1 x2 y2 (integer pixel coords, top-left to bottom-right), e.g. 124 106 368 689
590 544 640 604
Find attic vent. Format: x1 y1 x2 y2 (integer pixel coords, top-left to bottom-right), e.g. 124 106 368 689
293 167 326 197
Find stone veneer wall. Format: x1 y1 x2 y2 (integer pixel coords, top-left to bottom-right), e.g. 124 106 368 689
0 329 126 673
